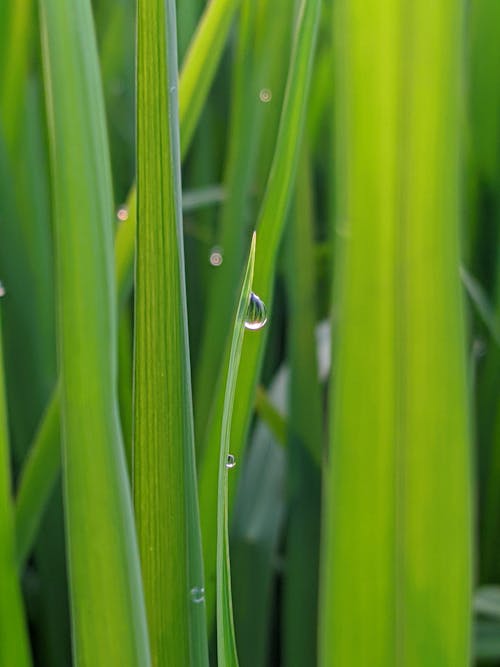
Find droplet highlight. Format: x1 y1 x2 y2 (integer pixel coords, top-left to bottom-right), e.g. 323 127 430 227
0 282 5 297
209 247 223 266
117 206 129 222
190 587 205 603
259 88 272 103
226 454 236 469
244 292 267 331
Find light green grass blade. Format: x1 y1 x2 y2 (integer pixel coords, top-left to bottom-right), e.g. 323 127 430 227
198 0 321 624
134 1 207 664
217 232 256 667
39 0 150 663
319 1 471 665
0 307 32 667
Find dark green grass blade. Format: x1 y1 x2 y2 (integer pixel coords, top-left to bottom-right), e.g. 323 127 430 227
198 0 321 624
0 308 32 667
134 0 207 664
283 145 323 667
217 232 256 667
39 0 150 663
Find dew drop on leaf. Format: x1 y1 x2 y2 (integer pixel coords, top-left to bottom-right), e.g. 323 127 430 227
244 292 267 331
190 587 205 603
226 454 236 469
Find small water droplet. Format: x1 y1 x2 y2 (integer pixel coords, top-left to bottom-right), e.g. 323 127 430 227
259 88 272 103
0 282 5 297
117 206 128 222
226 454 236 469
244 292 267 331
209 247 223 266
190 586 205 603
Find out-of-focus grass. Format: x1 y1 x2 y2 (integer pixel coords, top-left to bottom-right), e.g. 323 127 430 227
0 0 497 664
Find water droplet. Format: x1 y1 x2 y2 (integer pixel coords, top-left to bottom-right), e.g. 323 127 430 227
190 586 205 603
117 206 128 222
244 292 267 331
259 88 272 103
209 247 223 266
226 454 236 469
0 282 5 297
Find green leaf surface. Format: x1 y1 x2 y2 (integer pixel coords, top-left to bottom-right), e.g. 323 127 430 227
319 1 471 665
39 0 150 663
217 232 256 667
0 307 32 667
133 0 207 664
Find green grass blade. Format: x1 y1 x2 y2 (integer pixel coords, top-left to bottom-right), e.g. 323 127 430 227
15 387 60 568
198 0 321 624
319 1 471 665
0 307 32 667
283 145 323 667
134 1 207 664
217 232 256 667
179 0 242 157
14 0 239 562
39 0 150 663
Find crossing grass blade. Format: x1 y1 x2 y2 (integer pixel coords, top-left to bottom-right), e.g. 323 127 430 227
134 0 208 664
39 0 150 663
14 0 240 566
197 0 322 623
0 308 32 667
217 232 256 667
319 1 471 664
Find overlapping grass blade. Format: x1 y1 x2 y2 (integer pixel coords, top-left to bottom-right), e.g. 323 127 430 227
0 307 32 667
217 232 256 667
134 0 207 664
197 0 322 622
39 0 150 663
319 1 471 664
15 0 240 565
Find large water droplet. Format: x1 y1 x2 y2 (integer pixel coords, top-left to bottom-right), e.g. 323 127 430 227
226 454 236 469
244 292 267 331
0 282 5 297
190 586 205 603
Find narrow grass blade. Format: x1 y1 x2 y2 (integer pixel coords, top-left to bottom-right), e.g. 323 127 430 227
15 388 60 567
198 0 321 623
39 0 150 663
0 308 32 667
217 232 256 667
283 145 323 667
319 1 471 665
134 1 207 664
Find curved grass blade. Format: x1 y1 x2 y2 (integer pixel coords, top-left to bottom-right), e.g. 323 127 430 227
39 0 150 663
217 232 256 667
198 0 322 624
0 308 32 667
134 0 208 664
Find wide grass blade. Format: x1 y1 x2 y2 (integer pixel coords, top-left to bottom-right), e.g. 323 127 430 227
39 0 150 663
217 232 256 667
134 0 207 664
197 0 321 622
319 1 471 665
0 307 32 667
